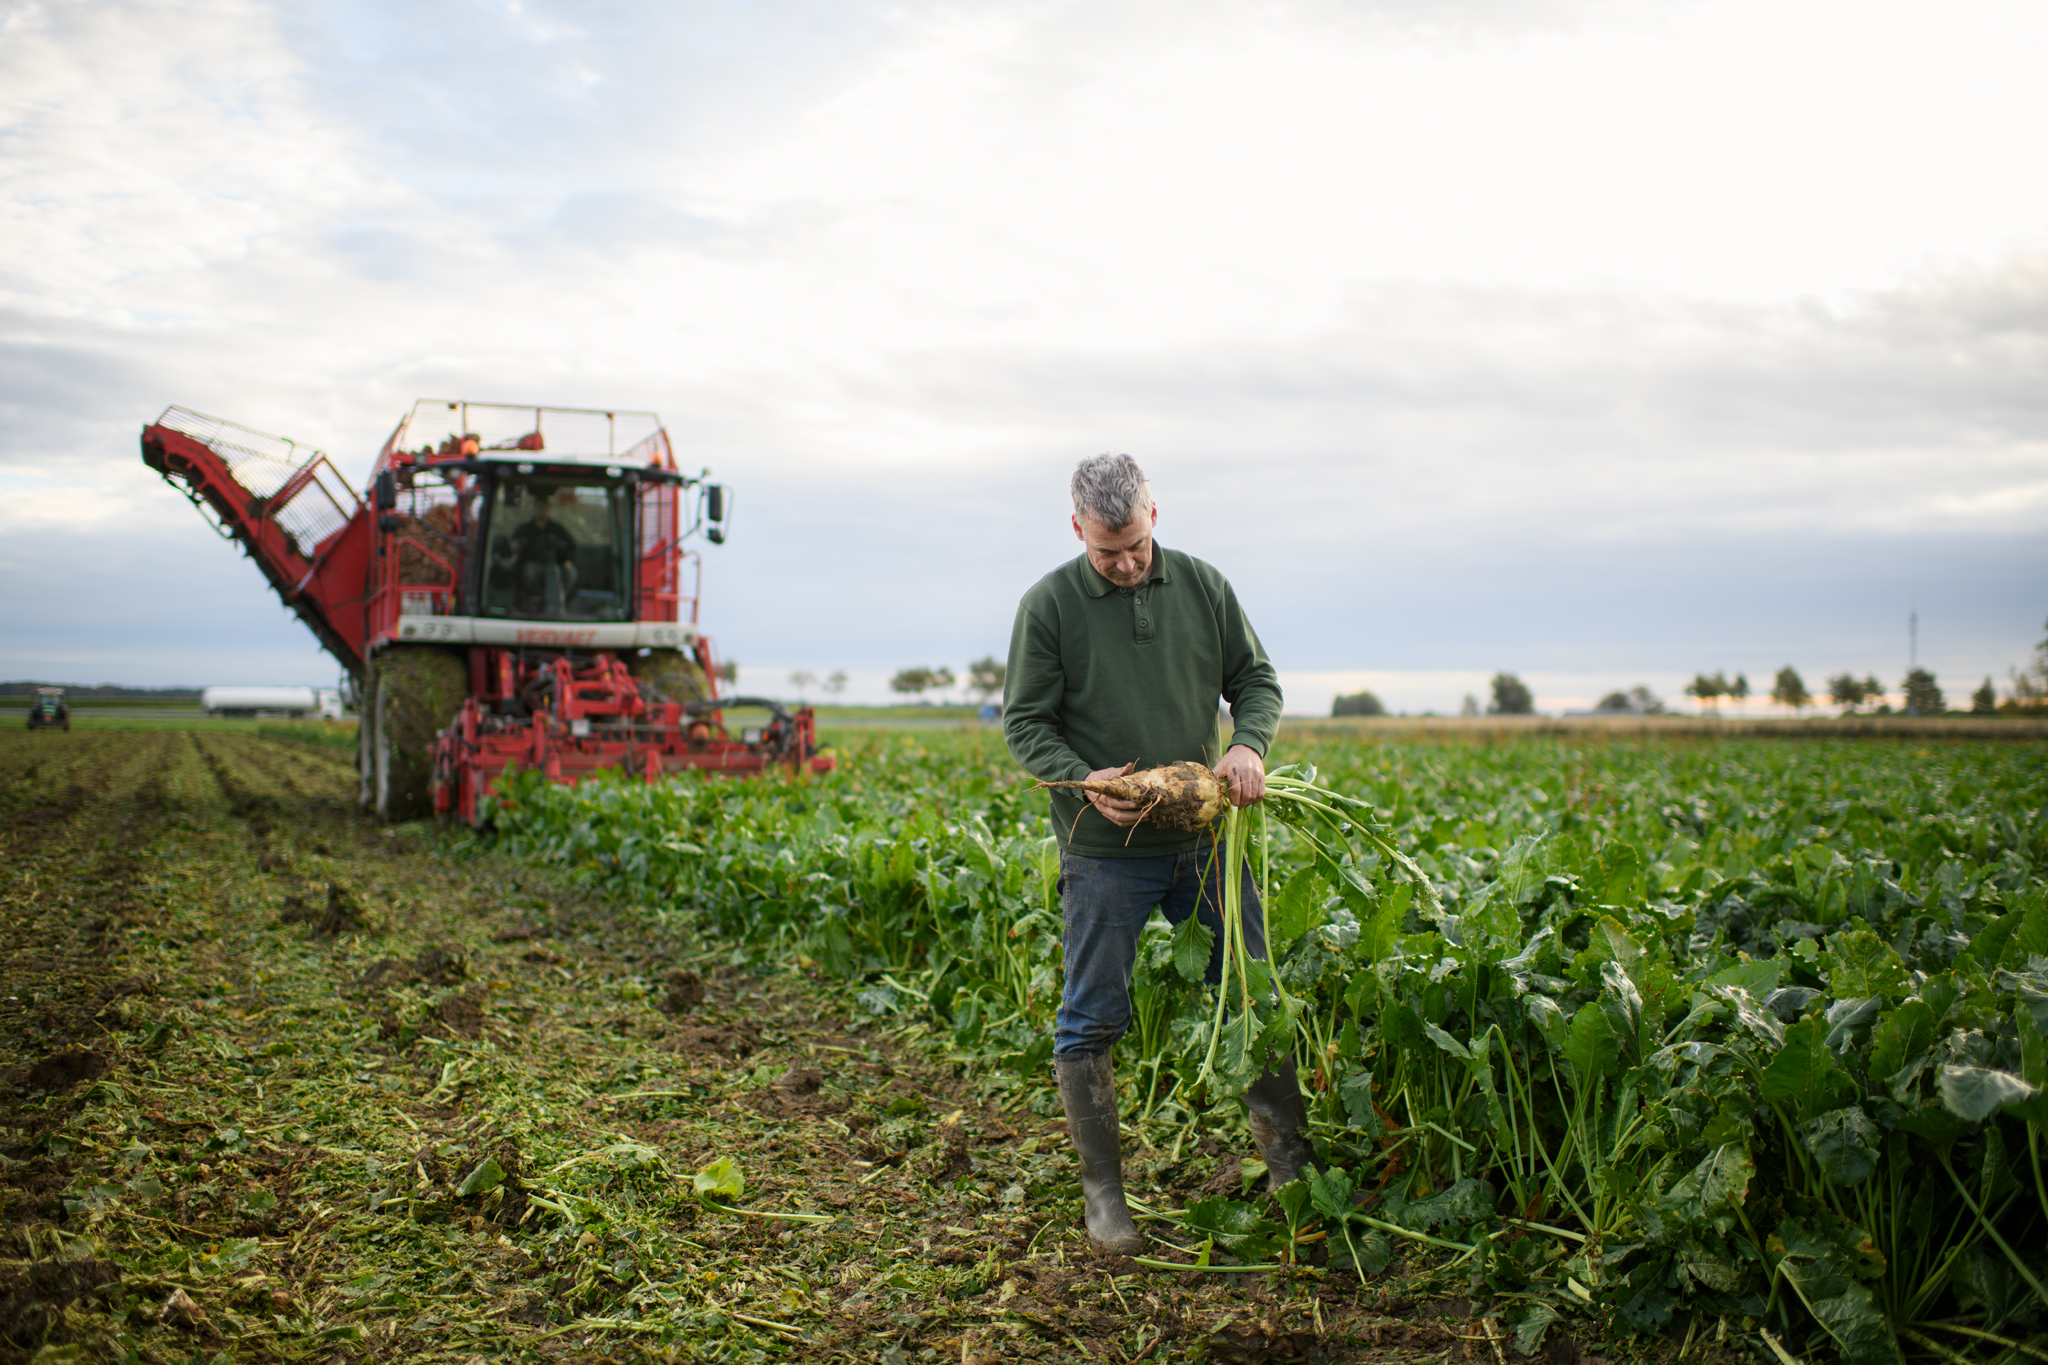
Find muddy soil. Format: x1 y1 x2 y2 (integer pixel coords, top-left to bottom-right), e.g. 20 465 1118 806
0 728 1618 1365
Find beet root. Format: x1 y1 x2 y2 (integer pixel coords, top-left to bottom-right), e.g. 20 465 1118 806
1036 760 1231 832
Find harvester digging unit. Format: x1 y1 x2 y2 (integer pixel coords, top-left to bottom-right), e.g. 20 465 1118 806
141 401 831 823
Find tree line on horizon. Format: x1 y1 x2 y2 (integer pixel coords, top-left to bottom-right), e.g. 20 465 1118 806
1702 666 1981 716
0 681 205 698
1330 617 2048 718
874 657 1006 705
771 660 1004 705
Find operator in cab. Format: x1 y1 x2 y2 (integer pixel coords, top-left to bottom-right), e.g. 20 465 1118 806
506 493 579 607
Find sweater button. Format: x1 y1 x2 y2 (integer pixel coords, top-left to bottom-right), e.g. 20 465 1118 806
1138 619 1149 628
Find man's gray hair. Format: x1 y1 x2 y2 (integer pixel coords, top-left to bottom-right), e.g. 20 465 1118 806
1071 453 1151 530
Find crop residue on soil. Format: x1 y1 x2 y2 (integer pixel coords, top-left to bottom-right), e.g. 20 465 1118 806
0 728 1517 1364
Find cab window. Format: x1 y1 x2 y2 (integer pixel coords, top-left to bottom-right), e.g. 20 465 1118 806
480 478 634 621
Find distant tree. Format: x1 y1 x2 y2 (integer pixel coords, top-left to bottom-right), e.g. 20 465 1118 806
2010 667 2048 713
789 669 818 700
890 667 934 697
1971 676 1997 714
1459 694 1481 718
716 659 739 684
1593 686 1664 715
967 655 1007 703
1730 673 1751 714
1488 672 1534 716
1685 672 1728 712
1863 674 1886 709
823 670 849 696
1827 672 1867 712
1331 690 1385 717
1902 668 1943 716
2007 616 2048 714
1771 666 1811 712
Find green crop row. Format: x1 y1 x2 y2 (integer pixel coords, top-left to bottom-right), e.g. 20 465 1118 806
481 733 2048 1362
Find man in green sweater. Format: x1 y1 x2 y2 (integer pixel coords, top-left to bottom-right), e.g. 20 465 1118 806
1003 453 1315 1257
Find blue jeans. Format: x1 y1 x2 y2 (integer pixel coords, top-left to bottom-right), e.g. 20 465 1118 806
1054 843 1268 1058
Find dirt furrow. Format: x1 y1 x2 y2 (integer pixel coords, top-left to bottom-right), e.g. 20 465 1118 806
0 732 179 1077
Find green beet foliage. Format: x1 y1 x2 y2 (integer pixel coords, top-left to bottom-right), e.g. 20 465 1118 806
485 733 2048 1362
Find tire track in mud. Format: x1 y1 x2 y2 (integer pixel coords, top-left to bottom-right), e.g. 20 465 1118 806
187 733 379 943
0 733 178 1081
1 726 549 1364
0 730 351 1360
0 730 181 1346
191 732 361 848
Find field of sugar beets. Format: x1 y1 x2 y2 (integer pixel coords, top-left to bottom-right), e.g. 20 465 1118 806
2 722 2045 1365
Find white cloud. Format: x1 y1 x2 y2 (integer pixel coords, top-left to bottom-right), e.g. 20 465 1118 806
0 0 389 318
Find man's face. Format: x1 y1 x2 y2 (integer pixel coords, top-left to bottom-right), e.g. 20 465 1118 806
1072 502 1157 589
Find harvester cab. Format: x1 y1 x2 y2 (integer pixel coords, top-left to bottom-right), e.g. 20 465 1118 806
141 400 828 824
25 687 69 732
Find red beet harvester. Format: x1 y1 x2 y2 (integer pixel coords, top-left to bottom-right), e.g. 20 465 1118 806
141 400 832 824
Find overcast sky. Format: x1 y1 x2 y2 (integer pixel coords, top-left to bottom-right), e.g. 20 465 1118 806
3 0 2045 713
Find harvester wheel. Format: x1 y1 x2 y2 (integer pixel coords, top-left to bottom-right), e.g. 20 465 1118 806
628 649 712 706
368 646 468 822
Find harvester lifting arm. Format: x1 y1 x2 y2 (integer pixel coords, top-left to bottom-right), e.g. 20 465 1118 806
139 408 371 675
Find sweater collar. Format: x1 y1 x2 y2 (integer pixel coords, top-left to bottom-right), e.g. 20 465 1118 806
1080 542 1172 597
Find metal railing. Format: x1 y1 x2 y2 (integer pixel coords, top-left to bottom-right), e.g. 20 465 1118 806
155 406 359 557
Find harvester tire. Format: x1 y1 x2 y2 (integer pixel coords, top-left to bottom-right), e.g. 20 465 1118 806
629 649 713 706
368 646 468 822
355 668 373 809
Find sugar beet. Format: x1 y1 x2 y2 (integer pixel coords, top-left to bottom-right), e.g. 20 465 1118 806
1036 760 1230 831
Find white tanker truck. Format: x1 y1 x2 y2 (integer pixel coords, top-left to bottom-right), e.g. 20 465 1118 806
202 686 344 719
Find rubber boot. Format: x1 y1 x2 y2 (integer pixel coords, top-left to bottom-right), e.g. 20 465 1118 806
1244 1059 1318 1191
1053 1051 1146 1256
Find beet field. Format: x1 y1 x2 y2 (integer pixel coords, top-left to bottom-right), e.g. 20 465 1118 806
2 722 2044 1365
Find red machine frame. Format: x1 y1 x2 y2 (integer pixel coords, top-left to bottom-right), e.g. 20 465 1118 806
141 402 832 824
433 656 826 825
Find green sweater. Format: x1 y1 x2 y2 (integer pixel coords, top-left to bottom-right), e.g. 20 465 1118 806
1002 544 1284 857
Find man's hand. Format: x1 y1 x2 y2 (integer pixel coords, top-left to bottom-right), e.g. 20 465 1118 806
1214 744 1266 807
1084 762 1145 827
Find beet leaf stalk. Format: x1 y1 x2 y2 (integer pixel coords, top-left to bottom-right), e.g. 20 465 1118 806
1192 762 1441 1100
1262 768 1444 920
1194 799 1282 1095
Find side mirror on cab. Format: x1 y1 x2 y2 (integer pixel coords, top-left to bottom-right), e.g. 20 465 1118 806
705 484 728 544
374 470 398 511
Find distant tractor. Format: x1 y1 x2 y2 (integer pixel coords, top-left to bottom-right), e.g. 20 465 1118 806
141 401 831 824
25 688 69 731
